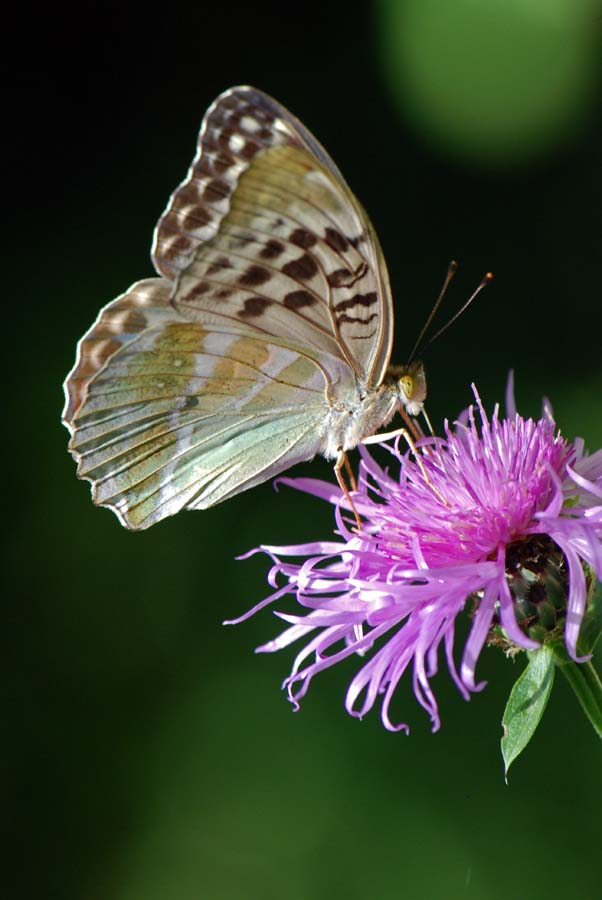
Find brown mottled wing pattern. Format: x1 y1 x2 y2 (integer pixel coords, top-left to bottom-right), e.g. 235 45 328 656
63 279 330 529
152 86 394 389
63 86 396 529
63 278 173 423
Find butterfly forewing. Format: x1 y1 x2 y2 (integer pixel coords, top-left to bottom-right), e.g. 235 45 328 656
63 86 398 529
152 86 394 388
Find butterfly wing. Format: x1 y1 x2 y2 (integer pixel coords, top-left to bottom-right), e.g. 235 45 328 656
63 278 331 529
153 86 395 389
63 86 396 529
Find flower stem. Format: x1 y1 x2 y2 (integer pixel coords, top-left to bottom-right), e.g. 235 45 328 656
552 647 602 739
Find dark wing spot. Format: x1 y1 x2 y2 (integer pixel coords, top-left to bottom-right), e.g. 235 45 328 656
122 310 147 333
183 281 212 302
182 204 212 231
240 297 272 318
283 290 315 311
259 239 284 260
282 253 318 281
173 183 201 207
238 265 271 288
337 312 378 326
334 292 378 313
216 288 233 300
216 126 236 151
206 256 233 276
211 150 236 174
184 396 200 410
324 228 349 252
87 338 122 375
327 268 352 288
194 156 214 178
290 228 317 249
204 179 230 203
160 234 193 262
240 140 261 160
327 263 368 288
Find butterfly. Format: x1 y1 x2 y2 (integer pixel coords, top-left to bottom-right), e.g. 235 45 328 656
62 86 427 530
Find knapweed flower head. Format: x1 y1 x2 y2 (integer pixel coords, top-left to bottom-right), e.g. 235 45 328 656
230 376 602 733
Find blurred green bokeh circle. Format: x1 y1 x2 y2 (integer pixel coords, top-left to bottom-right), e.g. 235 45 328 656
377 0 600 165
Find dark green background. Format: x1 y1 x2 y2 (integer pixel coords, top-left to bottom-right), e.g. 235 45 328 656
6 2 602 897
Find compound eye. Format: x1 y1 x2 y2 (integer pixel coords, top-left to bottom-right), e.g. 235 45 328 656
400 375 415 399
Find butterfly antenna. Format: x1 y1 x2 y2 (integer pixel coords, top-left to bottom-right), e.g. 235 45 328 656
407 260 458 364
418 271 493 354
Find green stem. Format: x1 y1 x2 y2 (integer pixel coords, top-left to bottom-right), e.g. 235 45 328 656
552 647 602 739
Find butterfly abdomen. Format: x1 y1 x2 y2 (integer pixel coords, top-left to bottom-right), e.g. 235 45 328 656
320 384 399 459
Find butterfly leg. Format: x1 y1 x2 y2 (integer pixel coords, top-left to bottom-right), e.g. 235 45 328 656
343 452 357 492
334 450 362 530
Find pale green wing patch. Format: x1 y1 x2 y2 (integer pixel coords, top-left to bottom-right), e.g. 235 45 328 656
67 325 329 529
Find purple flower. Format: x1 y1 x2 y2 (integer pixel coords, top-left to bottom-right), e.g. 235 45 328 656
229 376 602 733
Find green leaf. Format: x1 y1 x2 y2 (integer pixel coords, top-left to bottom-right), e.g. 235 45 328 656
550 640 602 740
501 646 555 781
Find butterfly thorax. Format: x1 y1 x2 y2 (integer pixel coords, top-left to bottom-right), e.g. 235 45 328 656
320 360 426 458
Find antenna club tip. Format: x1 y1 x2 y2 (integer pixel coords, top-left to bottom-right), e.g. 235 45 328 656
483 271 494 284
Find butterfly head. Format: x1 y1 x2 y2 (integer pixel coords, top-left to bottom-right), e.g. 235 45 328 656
396 361 427 416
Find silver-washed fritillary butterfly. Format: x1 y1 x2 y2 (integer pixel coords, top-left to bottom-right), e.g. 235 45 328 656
62 86 427 529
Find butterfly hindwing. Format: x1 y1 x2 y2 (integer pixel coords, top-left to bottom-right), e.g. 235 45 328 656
63 278 174 424
64 282 330 528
